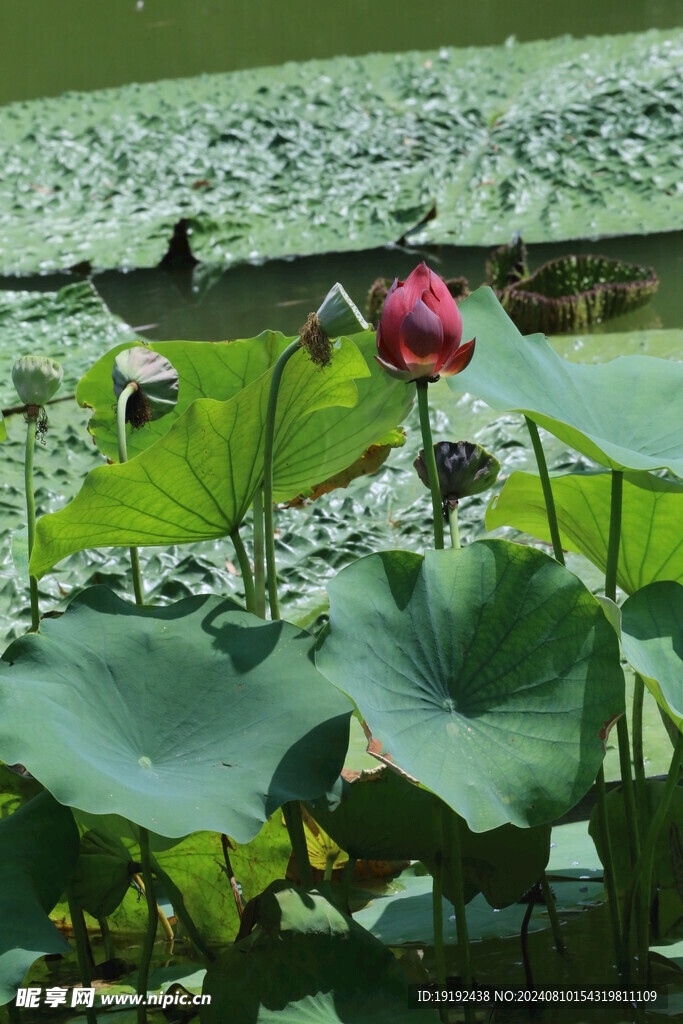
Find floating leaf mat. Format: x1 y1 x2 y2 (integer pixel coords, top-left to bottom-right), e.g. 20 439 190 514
0 29 681 274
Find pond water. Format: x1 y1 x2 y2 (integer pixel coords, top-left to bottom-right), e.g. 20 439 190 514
2 0 680 104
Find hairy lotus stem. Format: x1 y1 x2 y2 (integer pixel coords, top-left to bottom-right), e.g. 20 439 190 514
524 417 565 565
66 886 98 1024
230 526 255 614
448 504 460 550
541 873 565 954
252 489 266 619
24 411 40 631
595 765 627 978
450 813 475 1024
282 801 313 889
632 675 648 837
416 380 444 550
98 917 114 962
137 828 158 1024
149 853 215 962
636 731 682 985
432 851 448 1019
116 383 145 606
263 339 301 620
604 471 640 870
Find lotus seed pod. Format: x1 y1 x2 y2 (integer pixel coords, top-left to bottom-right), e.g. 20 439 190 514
113 347 179 428
12 356 63 407
414 440 500 507
316 283 369 339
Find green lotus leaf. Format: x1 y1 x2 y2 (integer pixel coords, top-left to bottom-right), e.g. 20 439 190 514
486 471 683 595
456 288 683 475
354 868 605 948
69 829 137 921
309 766 550 908
0 587 352 841
621 582 683 732
0 792 80 1005
31 334 413 578
316 540 625 831
201 883 433 1024
77 332 412 464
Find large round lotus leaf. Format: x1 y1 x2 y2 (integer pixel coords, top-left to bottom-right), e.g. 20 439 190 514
0 588 352 841
309 767 550 908
0 792 80 1005
621 582 683 732
487 471 683 596
316 540 625 832
456 288 683 475
201 883 433 1024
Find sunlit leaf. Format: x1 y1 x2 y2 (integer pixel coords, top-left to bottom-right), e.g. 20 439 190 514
621 581 683 732
486 471 683 594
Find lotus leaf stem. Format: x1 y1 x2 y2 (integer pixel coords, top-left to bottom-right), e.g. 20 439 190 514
540 874 565 954
416 380 444 550
520 893 535 990
324 852 336 882
263 339 302 620
524 417 564 565
149 853 215 962
431 851 448 1023
98 917 114 962
137 828 158 1024
66 886 98 1024
449 813 475 1024
116 382 144 607
24 413 40 631
340 856 356 910
282 801 313 889
604 470 640 867
636 731 682 986
595 766 627 978
230 527 255 613
252 489 266 619
448 504 460 550
632 675 648 835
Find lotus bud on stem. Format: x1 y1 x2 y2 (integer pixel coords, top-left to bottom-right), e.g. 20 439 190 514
12 356 64 632
112 348 179 607
414 440 500 551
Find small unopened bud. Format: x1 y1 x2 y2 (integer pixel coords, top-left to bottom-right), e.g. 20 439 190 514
113 348 179 428
12 356 63 408
414 441 500 508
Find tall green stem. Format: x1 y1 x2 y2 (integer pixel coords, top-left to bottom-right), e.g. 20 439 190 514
137 828 158 1024
432 850 448 1024
117 383 144 606
604 471 640 867
66 887 98 1024
541 873 565 954
25 414 40 631
595 766 626 977
450 815 474 1023
448 504 460 550
149 853 215 962
416 380 444 550
636 731 682 985
524 416 564 565
230 527 255 613
632 675 647 835
263 340 301 620
252 489 266 619
282 801 312 889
